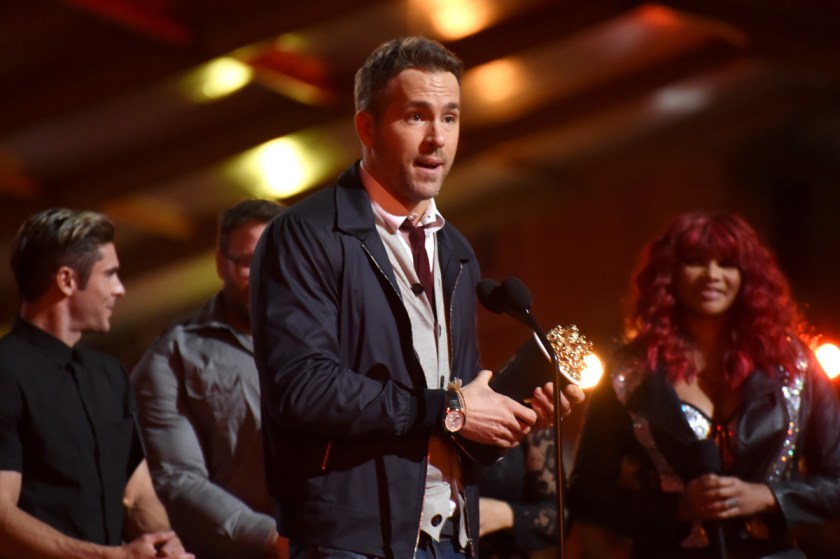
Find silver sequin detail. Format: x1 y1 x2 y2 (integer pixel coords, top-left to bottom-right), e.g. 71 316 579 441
681 404 712 440
767 356 807 481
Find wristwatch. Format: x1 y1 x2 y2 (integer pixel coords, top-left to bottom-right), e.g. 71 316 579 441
443 379 466 433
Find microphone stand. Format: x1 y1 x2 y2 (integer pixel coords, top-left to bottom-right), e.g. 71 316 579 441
525 312 567 559
478 277 577 559
546 329 567 559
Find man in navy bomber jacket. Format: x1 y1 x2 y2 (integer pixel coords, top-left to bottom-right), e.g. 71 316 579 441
251 37 584 559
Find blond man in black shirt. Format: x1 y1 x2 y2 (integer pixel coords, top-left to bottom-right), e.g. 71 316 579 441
0 208 193 559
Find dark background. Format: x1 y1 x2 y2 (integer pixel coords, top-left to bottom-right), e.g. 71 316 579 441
2 4 839 556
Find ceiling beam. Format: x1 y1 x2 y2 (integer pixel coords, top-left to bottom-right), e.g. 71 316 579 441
659 0 840 83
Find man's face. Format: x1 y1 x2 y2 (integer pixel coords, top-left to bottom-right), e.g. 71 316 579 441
68 242 125 334
358 68 460 210
216 220 268 327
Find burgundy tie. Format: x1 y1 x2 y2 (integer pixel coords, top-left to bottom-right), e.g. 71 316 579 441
402 220 435 309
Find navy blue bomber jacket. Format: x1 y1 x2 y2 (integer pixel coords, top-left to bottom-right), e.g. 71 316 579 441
251 162 492 558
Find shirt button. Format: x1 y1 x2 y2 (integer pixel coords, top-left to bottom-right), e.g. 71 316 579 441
431 514 443 527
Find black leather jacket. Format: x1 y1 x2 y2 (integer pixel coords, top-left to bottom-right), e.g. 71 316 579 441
568 343 840 559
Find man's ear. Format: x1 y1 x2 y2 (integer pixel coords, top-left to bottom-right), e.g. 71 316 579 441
55 266 77 296
354 111 375 148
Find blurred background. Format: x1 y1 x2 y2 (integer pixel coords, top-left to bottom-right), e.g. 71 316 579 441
1 0 838 379
2 4 839 556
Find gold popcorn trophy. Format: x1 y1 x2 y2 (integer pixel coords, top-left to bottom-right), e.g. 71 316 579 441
491 324 593 402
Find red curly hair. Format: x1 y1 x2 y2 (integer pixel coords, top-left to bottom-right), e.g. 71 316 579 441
625 211 806 388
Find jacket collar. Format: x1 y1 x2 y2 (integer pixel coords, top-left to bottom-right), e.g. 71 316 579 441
628 370 698 444
620 361 789 481
619 370 717 481
333 162 472 296
334 162 378 241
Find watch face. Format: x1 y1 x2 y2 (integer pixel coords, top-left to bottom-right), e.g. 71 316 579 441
444 411 464 432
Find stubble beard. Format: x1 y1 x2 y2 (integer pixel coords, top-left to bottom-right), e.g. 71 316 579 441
406 166 447 203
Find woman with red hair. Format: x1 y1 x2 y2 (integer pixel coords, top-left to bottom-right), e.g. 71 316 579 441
568 211 840 558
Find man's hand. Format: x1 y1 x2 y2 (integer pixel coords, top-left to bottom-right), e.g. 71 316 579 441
153 533 193 558
120 531 194 558
459 370 537 447
529 382 586 430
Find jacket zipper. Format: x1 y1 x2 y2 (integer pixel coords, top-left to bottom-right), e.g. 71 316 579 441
445 261 475 557
361 243 474 557
362 242 429 557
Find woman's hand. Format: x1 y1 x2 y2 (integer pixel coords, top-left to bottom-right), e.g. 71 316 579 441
680 474 778 521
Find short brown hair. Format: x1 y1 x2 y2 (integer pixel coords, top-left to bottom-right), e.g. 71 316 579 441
354 36 463 116
10 208 115 301
218 199 284 254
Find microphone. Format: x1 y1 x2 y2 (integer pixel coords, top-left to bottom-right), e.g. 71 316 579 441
477 277 535 322
476 279 505 314
499 277 534 324
500 276 532 312
479 277 554 359
694 438 728 559
499 277 551 354
476 277 591 401
411 283 424 295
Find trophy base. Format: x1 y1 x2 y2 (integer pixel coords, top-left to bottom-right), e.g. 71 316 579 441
490 332 582 404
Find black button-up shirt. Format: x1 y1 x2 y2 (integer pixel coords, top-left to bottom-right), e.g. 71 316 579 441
0 318 143 544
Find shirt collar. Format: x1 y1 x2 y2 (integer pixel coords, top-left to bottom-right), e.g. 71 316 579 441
184 292 254 353
359 162 446 234
12 317 74 366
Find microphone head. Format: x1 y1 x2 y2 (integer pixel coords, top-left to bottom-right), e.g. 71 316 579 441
476 279 505 314
694 438 722 475
500 276 533 313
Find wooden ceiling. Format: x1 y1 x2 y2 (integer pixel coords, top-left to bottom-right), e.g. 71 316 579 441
1 0 839 363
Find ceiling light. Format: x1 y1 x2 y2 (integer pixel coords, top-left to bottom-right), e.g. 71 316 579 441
180 57 253 103
652 86 709 113
410 0 494 40
462 58 526 120
225 132 346 200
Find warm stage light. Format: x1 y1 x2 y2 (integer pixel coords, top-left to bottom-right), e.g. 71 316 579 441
411 0 494 40
224 128 348 200
229 137 312 199
816 343 840 380
180 57 253 103
463 58 526 113
637 4 680 28
579 353 604 389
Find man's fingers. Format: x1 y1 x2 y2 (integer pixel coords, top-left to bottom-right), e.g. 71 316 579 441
512 399 538 427
143 531 176 545
564 384 585 404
